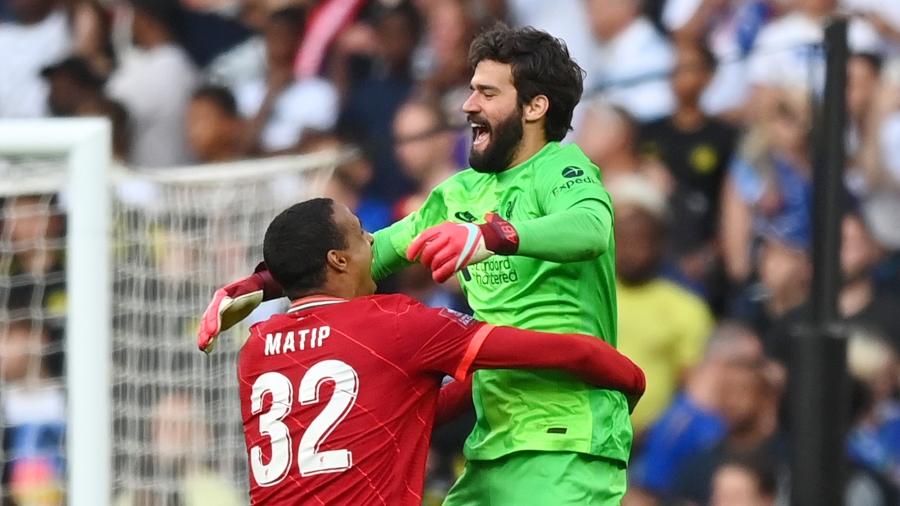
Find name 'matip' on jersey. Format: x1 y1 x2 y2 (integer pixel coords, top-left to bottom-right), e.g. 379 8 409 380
237 294 486 506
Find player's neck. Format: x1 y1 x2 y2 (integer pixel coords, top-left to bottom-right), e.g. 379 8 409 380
506 129 548 169
293 280 359 303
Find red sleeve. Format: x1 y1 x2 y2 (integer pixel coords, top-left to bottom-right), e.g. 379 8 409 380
253 262 285 301
435 376 473 426
472 327 646 396
391 297 492 381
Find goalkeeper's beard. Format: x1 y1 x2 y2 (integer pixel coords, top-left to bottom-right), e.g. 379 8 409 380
469 108 524 174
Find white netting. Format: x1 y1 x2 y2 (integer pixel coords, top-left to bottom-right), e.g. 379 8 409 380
0 148 341 505
0 155 68 506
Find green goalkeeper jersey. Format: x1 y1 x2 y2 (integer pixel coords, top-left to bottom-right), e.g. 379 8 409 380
372 142 632 463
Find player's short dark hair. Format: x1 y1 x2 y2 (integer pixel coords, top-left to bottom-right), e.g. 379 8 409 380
468 23 585 142
192 85 238 117
263 198 347 299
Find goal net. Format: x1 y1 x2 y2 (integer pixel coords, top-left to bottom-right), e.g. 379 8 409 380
0 120 340 505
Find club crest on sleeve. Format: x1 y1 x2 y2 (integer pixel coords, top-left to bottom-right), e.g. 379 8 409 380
439 307 476 327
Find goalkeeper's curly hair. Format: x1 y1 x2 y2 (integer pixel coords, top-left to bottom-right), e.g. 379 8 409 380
263 198 347 299
468 23 585 142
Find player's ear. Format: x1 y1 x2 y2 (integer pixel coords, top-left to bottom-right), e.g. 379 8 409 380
326 249 349 273
523 94 549 123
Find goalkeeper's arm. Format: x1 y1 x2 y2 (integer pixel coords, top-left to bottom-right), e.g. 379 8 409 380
407 199 611 283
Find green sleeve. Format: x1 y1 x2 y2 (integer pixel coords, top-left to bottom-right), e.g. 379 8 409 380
370 185 451 280
514 201 612 262
371 227 410 280
511 156 614 262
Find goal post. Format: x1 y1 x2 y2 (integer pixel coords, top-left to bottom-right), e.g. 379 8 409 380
0 118 113 506
0 118 341 505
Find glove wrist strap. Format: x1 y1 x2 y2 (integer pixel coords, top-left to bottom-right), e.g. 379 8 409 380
479 214 519 255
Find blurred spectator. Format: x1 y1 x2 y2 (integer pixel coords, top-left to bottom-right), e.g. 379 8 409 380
334 3 420 203
578 102 671 192
106 0 198 167
851 59 900 253
747 0 882 105
1 195 67 334
627 322 762 503
770 212 900 357
75 95 131 163
415 0 476 122
505 0 595 91
504 0 596 137
846 52 884 194
662 0 773 115
671 358 786 504
392 96 461 219
235 7 339 154
66 0 115 79
842 0 900 57
114 392 242 506
307 135 392 233
293 0 369 79
0 0 71 118
731 235 812 341
584 0 675 121
611 176 714 433
39 55 105 117
721 88 813 287
1 319 66 506
640 41 737 297
709 456 777 506
171 2 255 70
204 0 268 89
845 334 900 500
186 85 247 163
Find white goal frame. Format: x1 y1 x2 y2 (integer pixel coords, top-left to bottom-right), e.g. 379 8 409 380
0 119 112 506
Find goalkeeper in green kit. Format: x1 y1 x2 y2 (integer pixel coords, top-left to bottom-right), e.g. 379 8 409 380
199 24 632 505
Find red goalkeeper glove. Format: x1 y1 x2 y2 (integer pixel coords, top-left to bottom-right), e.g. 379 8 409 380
406 213 519 283
197 263 284 353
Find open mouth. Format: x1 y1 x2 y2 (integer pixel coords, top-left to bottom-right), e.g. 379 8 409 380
470 120 491 149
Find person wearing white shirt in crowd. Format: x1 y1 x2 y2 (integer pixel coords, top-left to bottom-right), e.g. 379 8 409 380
106 0 198 168
234 7 338 154
747 0 882 96
0 0 71 118
506 0 596 137
842 0 900 60
661 0 772 116
584 0 675 122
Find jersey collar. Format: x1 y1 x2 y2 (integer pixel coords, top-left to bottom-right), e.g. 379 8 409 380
287 295 348 314
494 141 558 184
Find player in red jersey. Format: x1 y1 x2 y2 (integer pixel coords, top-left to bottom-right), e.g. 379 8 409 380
238 198 645 505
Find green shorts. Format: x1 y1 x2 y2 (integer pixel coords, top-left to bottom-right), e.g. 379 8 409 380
441 451 627 506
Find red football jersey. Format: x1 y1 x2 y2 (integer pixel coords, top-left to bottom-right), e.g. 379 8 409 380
237 294 490 505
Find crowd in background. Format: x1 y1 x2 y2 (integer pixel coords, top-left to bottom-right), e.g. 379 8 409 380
1 0 900 504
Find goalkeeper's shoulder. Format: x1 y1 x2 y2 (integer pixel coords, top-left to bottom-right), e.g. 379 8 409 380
538 142 603 179
529 143 608 205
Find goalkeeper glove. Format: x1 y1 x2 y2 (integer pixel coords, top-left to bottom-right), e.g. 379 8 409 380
406 213 519 283
197 263 283 353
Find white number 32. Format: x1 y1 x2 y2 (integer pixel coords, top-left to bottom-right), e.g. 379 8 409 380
249 360 359 486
